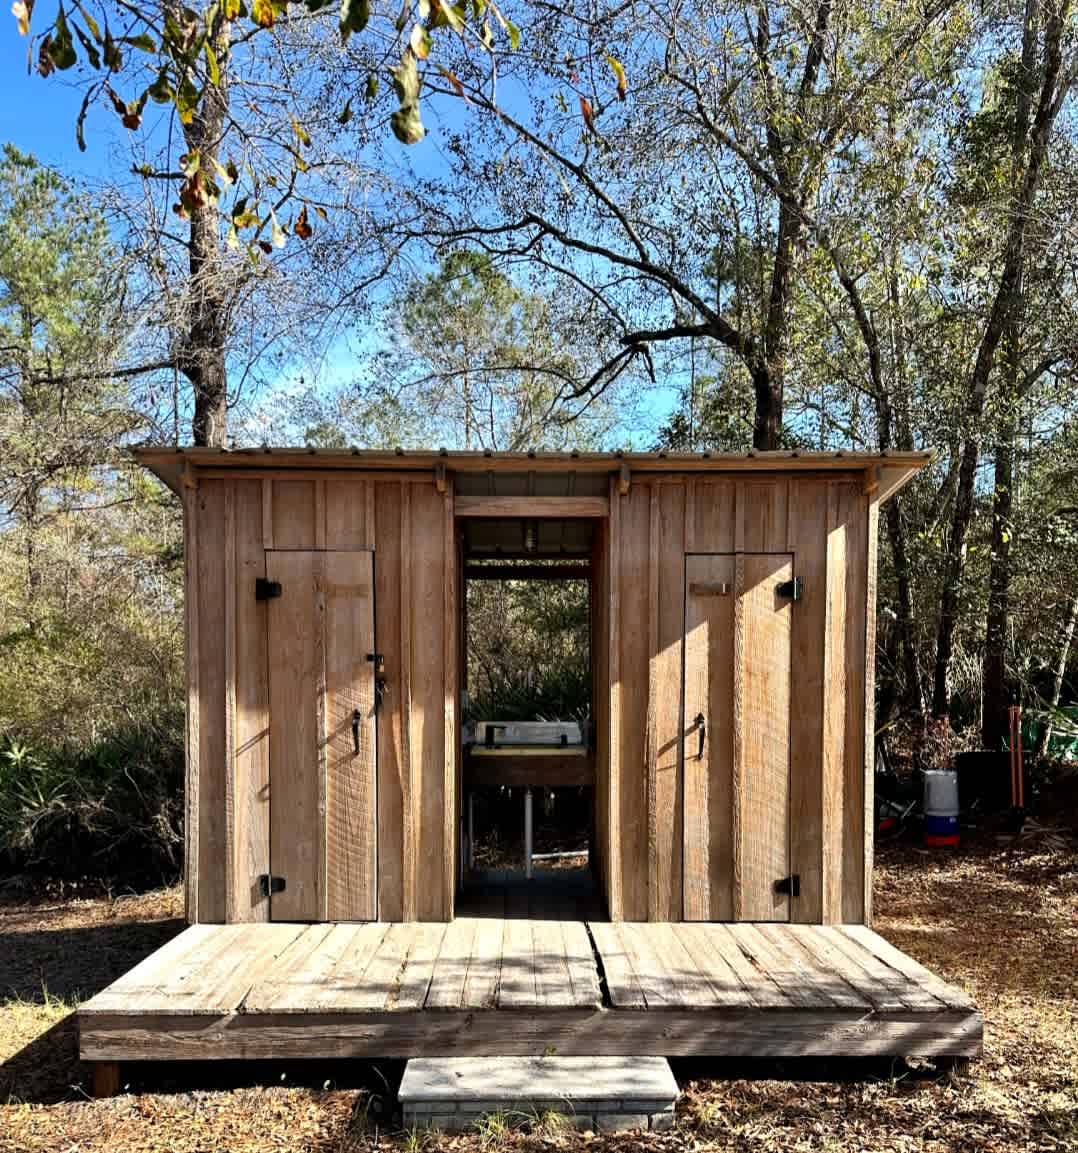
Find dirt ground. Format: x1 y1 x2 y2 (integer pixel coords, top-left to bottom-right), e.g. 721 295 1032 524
1 830 1076 1153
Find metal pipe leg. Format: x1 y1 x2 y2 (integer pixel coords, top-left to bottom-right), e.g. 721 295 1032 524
524 788 533 879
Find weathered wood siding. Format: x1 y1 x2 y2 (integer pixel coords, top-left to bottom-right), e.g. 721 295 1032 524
185 474 455 924
603 474 873 924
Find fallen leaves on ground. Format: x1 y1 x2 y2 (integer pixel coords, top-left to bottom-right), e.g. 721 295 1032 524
1 832 1075 1152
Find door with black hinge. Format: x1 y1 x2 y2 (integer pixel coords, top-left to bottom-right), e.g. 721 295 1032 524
264 550 377 921
682 552 794 922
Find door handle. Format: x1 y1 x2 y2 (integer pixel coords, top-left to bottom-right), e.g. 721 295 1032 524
352 709 361 755
694 712 706 760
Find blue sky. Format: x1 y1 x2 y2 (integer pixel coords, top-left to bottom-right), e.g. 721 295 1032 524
2 27 678 448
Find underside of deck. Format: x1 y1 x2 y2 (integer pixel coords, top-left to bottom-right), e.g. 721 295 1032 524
79 920 982 1063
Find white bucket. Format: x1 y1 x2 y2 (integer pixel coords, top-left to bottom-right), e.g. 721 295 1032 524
923 769 959 845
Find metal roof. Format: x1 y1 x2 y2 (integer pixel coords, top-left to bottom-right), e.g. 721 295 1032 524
134 445 932 504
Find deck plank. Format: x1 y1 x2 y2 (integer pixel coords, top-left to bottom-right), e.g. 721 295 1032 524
394 923 447 1010
755 923 872 1010
588 922 646 1008
727 924 838 1009
841 926 974 1010
427 918 479 1009
347 923 420 1011
787 924 909 1012
817 926 945 1012
196 924 309 1013
245 924 354 1012
81 924 221 1013
461 918 504 1009
532 919 576 1008
560 921 602 1008
672 924 761 1007
643 923 718 1008
497 917 537 1007
312 923 395 1011
702 924 793 1008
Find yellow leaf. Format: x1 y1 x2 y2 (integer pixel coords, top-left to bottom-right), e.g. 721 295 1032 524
12 0 31 36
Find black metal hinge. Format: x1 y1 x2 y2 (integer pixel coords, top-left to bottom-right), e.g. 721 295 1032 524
258 874 286 897
777 577 803 602
255 578 282 600
774 873 801 898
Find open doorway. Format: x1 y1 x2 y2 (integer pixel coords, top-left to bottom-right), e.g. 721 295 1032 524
457 514 603 919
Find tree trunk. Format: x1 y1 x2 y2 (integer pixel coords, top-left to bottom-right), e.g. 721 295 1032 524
981 429 1014 748
1033 586 1078 759
931 0 1067 720
177 7 231 448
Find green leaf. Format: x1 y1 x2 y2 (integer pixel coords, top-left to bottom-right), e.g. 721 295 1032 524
337 97 353 124
102 26 122 70
365 72 379 100
392 48 421 104
148 66 174 103
48 5 77 70
338 0 369 44
75 2 101 41
291 116 311 146
391 103 425 144
176 74 200 124
73 20 101 68
390 50 425 142
505 19 519 49
204 39 220 85
119 32 156 51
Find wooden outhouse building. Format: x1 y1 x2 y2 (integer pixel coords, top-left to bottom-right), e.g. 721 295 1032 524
79 447 982 1081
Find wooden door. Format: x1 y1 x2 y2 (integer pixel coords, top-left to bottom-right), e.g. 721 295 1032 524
682 552 794 922
266 550 377 921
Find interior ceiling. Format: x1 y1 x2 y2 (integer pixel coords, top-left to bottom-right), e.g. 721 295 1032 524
463 518 594 558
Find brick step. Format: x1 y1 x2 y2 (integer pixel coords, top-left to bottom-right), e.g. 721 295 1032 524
399 1056 678 1133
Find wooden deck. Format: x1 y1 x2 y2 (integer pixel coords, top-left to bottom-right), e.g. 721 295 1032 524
79 920 981 1063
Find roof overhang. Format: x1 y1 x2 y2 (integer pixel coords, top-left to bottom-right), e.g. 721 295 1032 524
133 445 933 504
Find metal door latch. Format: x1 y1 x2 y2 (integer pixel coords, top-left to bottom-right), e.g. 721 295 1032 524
774 874 801 897
258 874 286 897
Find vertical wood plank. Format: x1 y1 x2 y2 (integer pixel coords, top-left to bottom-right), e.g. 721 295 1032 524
266 550 323 921
682 555 736 920
787 481 828 923
822 483 847 923
271 480 316 549
375 483 405 921
232 481 269 922
731 553 746 919
182 467 200 923
738 553 794 921
743 481 788 552
324 550 377 920
863 496 880 925
693 481 734 550
606 476 622 920
646 485 660 921
325 479 373 549
314 479 326 550
842 483 868 923
411 484 446 921
443 485 457 921
400 485 416 921
262 477 274 550
652 482 685 921
618 484 651 920
196 480 228 922
223 484 237 920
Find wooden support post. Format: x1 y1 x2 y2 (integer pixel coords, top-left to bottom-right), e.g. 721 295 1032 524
91 1061 122 1098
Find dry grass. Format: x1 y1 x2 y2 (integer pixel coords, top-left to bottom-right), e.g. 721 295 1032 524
1 833 1076 1153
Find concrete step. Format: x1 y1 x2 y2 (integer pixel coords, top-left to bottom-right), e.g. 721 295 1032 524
399 1055 678 1133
